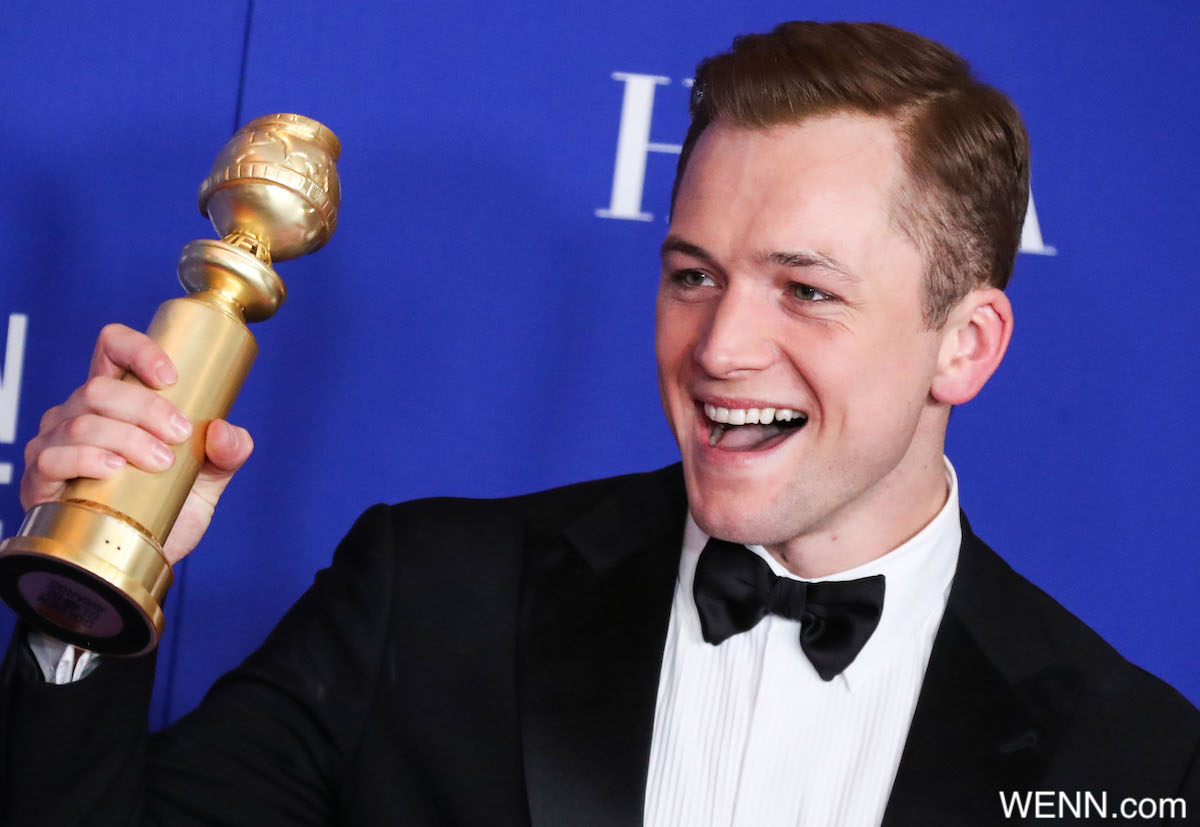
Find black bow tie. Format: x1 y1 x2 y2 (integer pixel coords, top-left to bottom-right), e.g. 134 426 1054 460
692 538 886 681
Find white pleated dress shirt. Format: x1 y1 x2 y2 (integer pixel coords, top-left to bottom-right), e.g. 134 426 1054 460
644 458 961 827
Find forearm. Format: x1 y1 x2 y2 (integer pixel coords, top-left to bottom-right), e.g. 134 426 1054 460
0 626 156 826
0 505 395 826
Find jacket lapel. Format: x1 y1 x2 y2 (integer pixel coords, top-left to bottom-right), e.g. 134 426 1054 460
519 465 687 827
883 515 1080 826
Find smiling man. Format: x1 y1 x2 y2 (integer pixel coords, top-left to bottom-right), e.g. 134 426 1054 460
659 115 978 577
2 20 1198 827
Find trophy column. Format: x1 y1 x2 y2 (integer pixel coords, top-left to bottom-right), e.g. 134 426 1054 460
0 113 341 656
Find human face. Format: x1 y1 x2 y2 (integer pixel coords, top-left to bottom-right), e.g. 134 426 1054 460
656 115 951 572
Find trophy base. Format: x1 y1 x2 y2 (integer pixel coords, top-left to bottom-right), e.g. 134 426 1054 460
0 501 173 656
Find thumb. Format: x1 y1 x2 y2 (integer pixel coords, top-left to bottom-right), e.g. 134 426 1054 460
203 420 254 474
192 420 254 507
162 421 254 565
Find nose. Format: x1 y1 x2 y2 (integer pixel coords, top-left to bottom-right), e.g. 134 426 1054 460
693 285 776 378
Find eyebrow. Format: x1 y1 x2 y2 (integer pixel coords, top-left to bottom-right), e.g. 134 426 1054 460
763 249 861 285
660 236 714 264
660 235 860 285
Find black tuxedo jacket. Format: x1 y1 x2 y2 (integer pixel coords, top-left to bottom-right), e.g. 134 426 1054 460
2 464 1197 826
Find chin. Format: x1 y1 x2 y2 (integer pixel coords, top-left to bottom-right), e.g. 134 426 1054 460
685 479 797 547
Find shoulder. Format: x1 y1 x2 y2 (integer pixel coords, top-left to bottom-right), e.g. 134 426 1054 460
954 519 1200 772
366 463 683 541
306 464 685 677
332 463 685 573
969 526 1193 701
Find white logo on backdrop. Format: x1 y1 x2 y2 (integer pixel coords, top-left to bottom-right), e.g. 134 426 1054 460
1 313 28 535
597 72 1056 256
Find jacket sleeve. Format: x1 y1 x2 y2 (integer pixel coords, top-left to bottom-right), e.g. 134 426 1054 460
0 504 397 827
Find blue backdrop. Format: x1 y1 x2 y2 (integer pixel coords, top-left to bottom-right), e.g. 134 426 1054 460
1 1 1196 727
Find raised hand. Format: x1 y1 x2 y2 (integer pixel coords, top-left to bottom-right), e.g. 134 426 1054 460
20 324 253 565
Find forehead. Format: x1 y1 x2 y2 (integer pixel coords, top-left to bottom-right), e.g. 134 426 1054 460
670 115 916 275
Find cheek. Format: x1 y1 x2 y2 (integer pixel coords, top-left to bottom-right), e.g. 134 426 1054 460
654 301 697 379
806 326 938 426
858 333 941 423
654 304 691 425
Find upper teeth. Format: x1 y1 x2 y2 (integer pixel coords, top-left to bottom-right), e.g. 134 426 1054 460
704 403 804 425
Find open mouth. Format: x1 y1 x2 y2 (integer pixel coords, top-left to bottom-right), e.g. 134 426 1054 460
701 402 809 451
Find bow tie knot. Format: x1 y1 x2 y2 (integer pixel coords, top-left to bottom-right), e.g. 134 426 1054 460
693 538 886 681
766 577 809 622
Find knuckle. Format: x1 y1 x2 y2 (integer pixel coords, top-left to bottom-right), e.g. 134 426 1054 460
98 322 126 345
61 416 89 443
39 404 61 432
129 333 161 362
79 376 108 409
143 337 166 361
18 478 35 511
34 449 57 479
24 435 41 467
65 413 106 445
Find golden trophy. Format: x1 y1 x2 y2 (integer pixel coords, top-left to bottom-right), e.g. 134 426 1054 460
0 114 341 656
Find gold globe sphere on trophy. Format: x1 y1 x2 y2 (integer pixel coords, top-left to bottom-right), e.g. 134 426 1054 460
0 114 341 656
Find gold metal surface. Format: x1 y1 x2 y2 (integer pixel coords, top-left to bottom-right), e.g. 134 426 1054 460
177 239 286 322
4 501 171 642
0 113 341 654
199 113 341 262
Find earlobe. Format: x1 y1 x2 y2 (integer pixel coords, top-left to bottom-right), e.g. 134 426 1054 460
930 288 1014 406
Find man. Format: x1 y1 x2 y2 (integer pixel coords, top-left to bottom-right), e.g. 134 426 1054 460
2 20 1197 827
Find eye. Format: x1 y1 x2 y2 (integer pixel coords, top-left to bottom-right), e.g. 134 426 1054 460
790 282 835 302
674 269 714 288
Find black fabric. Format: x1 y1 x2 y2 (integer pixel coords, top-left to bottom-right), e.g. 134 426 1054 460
693 537 884 680
0 464 1197 827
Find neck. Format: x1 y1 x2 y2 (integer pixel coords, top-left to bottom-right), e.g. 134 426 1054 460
764 446 950 579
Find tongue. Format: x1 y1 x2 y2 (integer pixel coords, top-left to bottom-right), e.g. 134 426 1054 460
715 423 785 450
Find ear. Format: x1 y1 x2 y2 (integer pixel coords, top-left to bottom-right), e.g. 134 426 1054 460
930 287 1013 406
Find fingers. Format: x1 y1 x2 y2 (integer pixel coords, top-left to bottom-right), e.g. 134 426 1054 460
22 326 193 512
21 411 185 511
89 323 177 388
21 324 257 566
19 445 124 510
43 375 192 445
35 412 180 471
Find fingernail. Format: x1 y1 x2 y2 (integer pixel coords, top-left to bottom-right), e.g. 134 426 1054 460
152 443 175 470
154 359 177 387
104 453 126 470
170 412 192 439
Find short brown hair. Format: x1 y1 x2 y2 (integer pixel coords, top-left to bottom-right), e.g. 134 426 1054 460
673 21 1030 327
